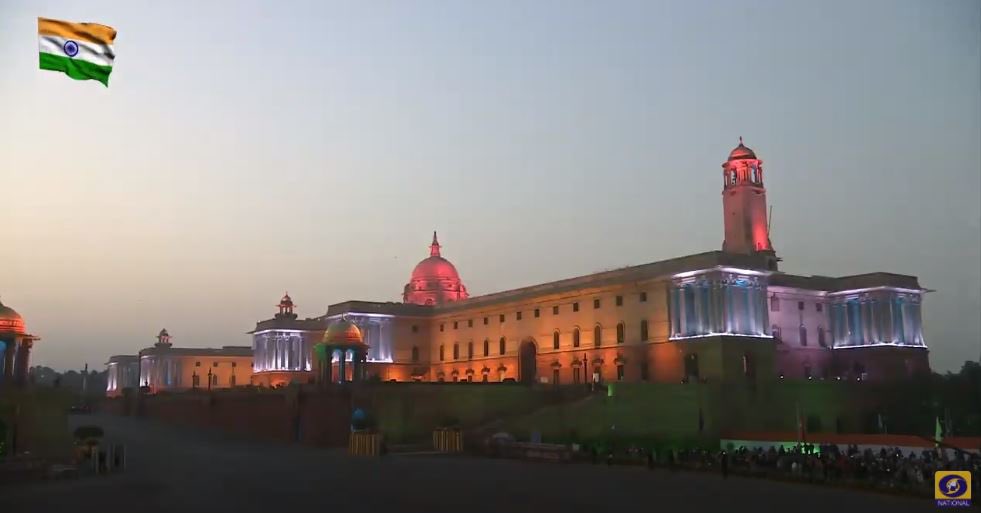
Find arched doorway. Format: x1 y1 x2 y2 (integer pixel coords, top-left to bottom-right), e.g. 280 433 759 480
519 340 537 384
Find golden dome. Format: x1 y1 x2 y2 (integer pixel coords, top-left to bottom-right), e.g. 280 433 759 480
323 318 365 346
0 300 26 335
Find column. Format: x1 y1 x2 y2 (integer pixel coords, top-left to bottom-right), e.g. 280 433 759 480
4 341 16 380
324 348 333 385
14 340 31 385
0 341 6 383
338 349 347 384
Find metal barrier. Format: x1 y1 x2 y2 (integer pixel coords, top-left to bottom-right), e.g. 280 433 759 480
348 432 383 456
433 429 464 453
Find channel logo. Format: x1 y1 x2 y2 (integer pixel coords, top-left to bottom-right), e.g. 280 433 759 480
935 471 972 508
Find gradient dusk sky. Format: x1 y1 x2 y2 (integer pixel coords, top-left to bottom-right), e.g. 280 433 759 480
0 0 978 373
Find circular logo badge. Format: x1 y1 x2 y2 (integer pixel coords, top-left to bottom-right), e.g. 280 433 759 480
63 40 79 57
939 475 968 498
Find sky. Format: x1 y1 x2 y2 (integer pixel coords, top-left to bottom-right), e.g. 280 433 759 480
0 0 978 373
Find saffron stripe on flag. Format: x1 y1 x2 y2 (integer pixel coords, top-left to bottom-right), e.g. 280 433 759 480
38 17 116 45
39 52 112 87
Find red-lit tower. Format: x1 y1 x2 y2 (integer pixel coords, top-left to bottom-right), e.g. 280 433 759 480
721 138 778 270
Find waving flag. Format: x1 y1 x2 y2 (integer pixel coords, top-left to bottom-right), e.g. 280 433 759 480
38 17 117 86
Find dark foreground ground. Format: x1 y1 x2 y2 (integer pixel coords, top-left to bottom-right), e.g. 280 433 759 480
0 414 935 513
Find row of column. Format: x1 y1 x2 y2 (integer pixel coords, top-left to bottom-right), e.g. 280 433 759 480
254 332 315 372
830 294 924 347
0 338 33 386
670 276 768 338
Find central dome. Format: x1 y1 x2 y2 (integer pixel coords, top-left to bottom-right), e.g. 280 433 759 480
403 232 469 305
0 300 26 335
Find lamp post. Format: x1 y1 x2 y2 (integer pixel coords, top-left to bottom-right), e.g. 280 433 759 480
582 353 588 391
191 371 197 390
207 368 213 391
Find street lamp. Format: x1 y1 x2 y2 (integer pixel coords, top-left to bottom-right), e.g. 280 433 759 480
207 367 213 391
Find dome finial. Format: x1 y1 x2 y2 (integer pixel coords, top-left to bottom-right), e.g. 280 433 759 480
430 230 441 257
739 135 743 146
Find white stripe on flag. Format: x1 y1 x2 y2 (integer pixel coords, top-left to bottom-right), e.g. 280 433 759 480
39 35 115 67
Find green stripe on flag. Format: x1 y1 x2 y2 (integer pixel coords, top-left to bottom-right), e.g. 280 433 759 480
39 52 112 87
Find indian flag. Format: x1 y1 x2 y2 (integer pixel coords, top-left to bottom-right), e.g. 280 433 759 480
38 17 117 87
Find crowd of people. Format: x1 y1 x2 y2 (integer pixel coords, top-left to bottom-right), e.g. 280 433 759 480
601 442 981 496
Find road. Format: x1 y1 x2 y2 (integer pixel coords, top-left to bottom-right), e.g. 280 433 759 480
0 414 934 513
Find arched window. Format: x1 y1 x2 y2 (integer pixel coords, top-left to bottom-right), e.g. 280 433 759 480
553 331 560 350
772 325 781 341
499 337 506 355
411 346 419 362
483 339 489 357
594 325 602 348
799 326 808 346
573 328 580 348
616 322 625 344
640 320 649 341
453 343 460 360
817 327 826 347
439 345 444 361
467 341 474 360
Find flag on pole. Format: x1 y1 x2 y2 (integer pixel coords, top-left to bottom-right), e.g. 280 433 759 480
934 416 944 446
38 17 116 86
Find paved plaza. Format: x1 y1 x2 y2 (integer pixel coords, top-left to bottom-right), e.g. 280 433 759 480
0 414 935 513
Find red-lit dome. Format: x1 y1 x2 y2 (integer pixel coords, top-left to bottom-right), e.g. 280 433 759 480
0 300 26 335
403 232 469 306
728 137 757 161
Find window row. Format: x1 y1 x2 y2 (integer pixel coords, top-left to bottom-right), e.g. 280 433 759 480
435 321 650 361
437 292 650 331
769 296 825 313
194 361 242 368
771 324 827 347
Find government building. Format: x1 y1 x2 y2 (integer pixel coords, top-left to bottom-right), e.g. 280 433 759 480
247 140 930 388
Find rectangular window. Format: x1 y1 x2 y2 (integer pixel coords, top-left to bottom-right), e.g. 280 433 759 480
573 367 581 384
573 302 579 312
770 296 779 312
468 319 473 327
553 306 559 315
534 308 540 318
616 295 623 306
195 361 201 367
593 299 601 309
640 362 649 381
483 317 488 325
440 323 445 332
640 292 647 302
616 365 625 381
212 362 219 367
798 301 805 311
552 369 559 385
799 326 808 346
412 324 419 333
439 345 444 361
453 344 459 359
231 362 237 368
453 321 458 329
640 320 649 341
499 314 505 323
816 303 823 313
516 311 522 321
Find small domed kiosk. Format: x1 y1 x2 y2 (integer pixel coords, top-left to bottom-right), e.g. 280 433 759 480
315 317 369 384
0 298 40 387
